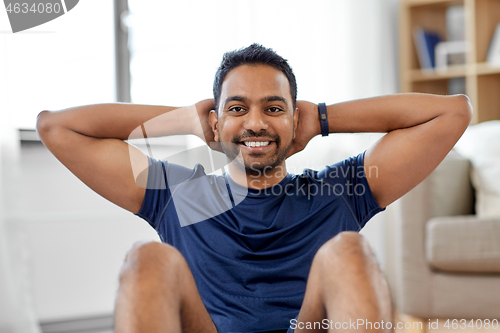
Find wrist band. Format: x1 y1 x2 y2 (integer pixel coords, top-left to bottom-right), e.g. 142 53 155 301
318 103 329 137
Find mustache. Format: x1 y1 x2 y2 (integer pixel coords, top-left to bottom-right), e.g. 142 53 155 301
231 130 281 145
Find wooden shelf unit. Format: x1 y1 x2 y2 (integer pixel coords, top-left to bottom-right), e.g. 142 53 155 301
400 0 500 124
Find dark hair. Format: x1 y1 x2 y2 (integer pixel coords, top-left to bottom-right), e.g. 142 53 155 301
213 44 297 113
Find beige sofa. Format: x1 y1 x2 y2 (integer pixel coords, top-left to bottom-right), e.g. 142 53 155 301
394 149 500 319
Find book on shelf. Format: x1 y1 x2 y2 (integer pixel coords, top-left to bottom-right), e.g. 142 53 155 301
413 27 442 69
487 23 500 65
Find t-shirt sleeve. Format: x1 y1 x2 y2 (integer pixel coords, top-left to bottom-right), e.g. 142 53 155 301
135 157 209 230
135 157 170 230
317 151 385 230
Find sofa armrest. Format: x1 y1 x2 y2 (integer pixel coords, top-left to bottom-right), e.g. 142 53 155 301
395 149 475 317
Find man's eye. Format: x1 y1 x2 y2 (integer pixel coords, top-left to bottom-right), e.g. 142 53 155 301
268 107 283 113
229 107 244 112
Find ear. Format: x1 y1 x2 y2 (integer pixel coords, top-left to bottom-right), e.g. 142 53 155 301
293 107 299 139
209 110 220 142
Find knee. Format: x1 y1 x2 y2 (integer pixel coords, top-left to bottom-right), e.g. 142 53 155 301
314 231 375 267
119 241 185 281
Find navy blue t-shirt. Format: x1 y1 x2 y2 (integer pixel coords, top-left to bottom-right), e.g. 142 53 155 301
137 152 384 333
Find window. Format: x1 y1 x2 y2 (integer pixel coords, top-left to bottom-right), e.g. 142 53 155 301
0 0 116 129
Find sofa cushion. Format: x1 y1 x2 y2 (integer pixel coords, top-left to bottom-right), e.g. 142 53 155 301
426 216 500 273
454 120 500 218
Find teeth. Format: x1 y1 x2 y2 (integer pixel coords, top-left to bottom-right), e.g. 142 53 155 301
243 141 270 147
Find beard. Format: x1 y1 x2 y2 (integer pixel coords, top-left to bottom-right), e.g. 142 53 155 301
220 129 292 177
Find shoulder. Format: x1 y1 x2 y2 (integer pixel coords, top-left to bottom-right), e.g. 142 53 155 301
300 152 366 183
146 158 211 186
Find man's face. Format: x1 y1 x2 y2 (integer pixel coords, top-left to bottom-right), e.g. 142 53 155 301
210 64 298 174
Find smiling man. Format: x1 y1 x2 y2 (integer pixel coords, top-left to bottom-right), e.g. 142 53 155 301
37 44 472 333
211 63 299 188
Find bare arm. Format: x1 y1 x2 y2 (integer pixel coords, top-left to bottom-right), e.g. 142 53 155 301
295 93 472 209
330 93 472 208
36 100 215 214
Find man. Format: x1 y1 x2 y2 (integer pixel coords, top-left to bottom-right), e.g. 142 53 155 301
37 44 472 333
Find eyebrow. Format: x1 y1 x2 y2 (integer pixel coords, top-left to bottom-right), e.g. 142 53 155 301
224 95 288 105
224 95 249 104
262 96 288 104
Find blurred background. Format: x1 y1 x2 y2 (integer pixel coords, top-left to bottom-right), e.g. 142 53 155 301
1 0 499 332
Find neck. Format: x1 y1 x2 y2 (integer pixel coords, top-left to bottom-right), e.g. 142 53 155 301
227 161 288 189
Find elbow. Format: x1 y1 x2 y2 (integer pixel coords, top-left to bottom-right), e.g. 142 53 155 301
36 110 57 141
451 94 473 125
36 111 50 135
443 94 473 143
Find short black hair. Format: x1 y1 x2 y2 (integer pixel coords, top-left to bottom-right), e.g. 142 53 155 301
213 44 297 113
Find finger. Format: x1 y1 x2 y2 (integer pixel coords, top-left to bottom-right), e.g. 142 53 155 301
197 99 215 112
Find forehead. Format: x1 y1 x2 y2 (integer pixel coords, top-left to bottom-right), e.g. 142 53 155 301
220 64 291 103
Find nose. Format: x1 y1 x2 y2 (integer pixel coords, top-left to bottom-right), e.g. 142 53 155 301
243 108 268 133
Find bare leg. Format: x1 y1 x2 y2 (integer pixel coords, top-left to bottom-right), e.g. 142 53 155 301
114 241 218 333
294 232 393 333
